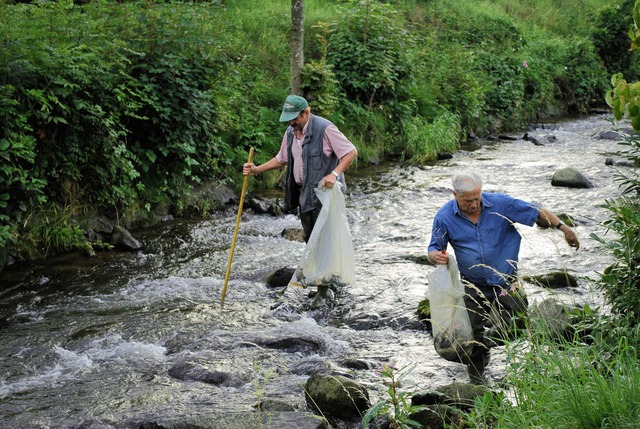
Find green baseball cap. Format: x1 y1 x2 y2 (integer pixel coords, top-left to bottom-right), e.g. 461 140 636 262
279 95 308 122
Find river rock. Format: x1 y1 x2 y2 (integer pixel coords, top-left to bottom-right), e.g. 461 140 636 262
409 404 466 429
551 167 593 188
529 297 581 340
90 216 115 234
211 183 236 206
416 298 433 332
110 225 142 250
340 358 377 370
598 129 637 140
244 196 271 214
412 382 490 411
523 132 544 146
523 270 578 288
289 355 334 375
282 227 304 242
168 361 234 386
254 398 297 412
84 216 114 242
266 267 295 287
605 157 635 168
304 374 370 419
409 382 490 428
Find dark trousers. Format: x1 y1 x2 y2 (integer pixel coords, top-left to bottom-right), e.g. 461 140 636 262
300 206 322 243
463 282 529 369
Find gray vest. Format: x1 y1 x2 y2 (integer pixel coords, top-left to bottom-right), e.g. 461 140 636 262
284 114 340 213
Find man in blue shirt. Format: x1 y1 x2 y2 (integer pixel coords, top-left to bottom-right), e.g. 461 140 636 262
427 171 579 384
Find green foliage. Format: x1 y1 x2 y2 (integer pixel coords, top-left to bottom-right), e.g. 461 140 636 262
362 363 429 429
591 196 640 326
557 37 609 113
301 22 341 119
592 0 640 80
464 332 640 428
327 0 415 108
0 1 252 260
413 42 486 132
607 73 640 129
15 204 87 260
402 111 461 162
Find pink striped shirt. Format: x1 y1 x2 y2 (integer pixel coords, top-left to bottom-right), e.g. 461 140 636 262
275 117 355 185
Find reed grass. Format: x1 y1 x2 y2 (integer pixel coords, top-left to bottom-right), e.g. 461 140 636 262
466 323 640 428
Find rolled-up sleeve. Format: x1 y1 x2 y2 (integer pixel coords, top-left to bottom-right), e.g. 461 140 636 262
323 125 356 158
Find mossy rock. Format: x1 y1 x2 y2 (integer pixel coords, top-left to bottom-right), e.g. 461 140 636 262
417 298 432 331
523 270 578 289
304 374 370 419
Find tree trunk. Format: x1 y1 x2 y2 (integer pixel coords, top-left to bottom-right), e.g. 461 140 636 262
290 0 304 95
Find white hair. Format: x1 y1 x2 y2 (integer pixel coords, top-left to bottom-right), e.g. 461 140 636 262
452 171 483 194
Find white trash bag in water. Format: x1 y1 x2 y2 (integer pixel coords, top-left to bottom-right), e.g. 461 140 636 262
428 255 474 362
289 181 355 288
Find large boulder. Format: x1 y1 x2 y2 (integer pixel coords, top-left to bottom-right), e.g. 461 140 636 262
551 167 593 188
304 374 370 419
529 297 581 340
410 382 493 428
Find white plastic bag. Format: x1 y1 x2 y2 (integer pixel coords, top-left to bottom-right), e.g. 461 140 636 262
289 182 355 288
428 255 474 362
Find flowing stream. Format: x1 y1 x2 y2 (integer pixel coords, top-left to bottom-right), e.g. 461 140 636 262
0 114 625 428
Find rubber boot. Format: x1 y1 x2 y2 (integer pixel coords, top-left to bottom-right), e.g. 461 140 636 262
466 355 487 385
310 285 334 309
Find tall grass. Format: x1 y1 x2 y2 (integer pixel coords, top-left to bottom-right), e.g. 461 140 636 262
402 112 461 163
466 325 640 428
489 0 610 35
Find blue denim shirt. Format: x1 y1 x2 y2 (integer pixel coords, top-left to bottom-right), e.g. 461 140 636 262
428 192 540 287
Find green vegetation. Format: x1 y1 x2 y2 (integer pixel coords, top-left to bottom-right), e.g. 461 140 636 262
0 0 632 264
363 363 428 428
463 330 640 428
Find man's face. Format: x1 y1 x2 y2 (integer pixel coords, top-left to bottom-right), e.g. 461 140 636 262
454 187 482 216
288 110 308 131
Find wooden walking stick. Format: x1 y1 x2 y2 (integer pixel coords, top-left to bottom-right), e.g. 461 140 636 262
221 147 254 305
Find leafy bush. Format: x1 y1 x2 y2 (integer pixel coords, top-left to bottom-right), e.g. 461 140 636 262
592 196 640 326
555 37 609 113
413 41 487 134
327 0 415 108
592 0 640 81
